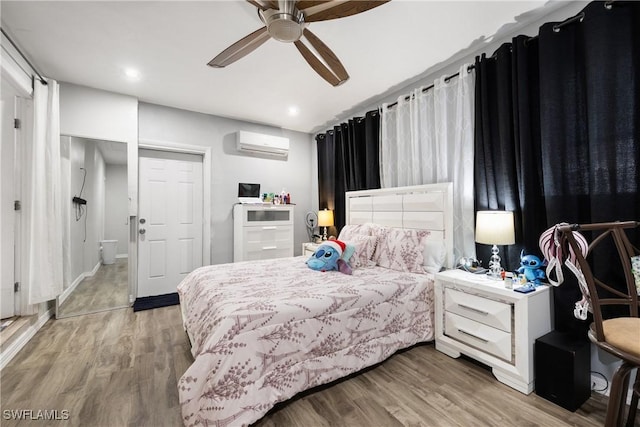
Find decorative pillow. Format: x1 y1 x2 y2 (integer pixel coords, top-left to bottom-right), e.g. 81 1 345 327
423 239 446 271
343 235 377 268
338 224 372 241
374 228 430 274
370 225 390 261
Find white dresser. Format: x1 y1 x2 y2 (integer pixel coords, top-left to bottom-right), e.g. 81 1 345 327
233 204 294 262
434 269 553 394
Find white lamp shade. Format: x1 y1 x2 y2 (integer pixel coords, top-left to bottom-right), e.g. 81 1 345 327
475 211 515 245
318 209 334 227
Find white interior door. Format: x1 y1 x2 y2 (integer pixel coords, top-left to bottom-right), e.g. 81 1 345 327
137 150 203 298
1 77 20 318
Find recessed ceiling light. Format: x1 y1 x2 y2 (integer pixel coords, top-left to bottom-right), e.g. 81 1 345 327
123 67 141 81
288 106 299 116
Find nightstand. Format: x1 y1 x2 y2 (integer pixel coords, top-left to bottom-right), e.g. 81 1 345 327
302 242 321 257
434 269 553 394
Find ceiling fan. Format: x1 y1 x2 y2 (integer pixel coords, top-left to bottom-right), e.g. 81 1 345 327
207 0 390 86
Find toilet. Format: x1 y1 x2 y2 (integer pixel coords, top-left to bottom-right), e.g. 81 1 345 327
100 240 118 265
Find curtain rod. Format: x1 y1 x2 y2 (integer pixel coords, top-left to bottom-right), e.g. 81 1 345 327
386 64 475 109
1 27 47 85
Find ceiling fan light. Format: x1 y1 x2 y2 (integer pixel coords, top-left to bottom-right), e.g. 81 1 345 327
259 8 304 43
269 15 303 42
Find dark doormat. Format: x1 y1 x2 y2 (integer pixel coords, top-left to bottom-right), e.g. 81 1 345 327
133 292 180 312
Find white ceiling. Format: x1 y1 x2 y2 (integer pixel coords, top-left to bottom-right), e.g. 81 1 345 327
2 1 561 134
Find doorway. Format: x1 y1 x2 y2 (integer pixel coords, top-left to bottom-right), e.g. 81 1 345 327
56 137 130 318
1 73 28 319
137 149 204 298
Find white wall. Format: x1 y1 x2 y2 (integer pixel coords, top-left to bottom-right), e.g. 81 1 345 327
84 141 106 271
62 137 106 286
138 102 317 264
104 164 128 256
59 82 138 144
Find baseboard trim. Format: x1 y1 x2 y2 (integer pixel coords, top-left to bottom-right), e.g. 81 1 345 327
0 307 53 370
58 261 101 305
58 274 84 305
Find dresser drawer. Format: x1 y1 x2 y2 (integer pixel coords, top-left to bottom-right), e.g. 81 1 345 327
444 287 512 333
243 247 292 261
444 312 512 361
243 225 292 245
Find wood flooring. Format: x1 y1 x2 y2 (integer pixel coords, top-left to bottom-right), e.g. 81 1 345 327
0 304 622 427
57 259 129 318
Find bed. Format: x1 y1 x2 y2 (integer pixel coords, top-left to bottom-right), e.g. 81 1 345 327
177 183 454 427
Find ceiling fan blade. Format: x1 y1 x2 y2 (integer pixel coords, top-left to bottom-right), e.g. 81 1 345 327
296 1 331 10
246 0 277 11
304 0 389 22
294 40 341 86
302 28 348 83
207 27 270 68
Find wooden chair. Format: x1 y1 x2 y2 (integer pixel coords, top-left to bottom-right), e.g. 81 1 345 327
558 221 640 427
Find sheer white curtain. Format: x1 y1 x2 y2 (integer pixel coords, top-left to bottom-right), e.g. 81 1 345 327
23 79 63 304
380 64 475 260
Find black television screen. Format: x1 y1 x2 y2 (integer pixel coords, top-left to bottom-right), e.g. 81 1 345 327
238 183 260 198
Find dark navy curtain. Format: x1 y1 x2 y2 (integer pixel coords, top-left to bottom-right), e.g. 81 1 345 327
316 110 380 235
538 0 640 334
474 35 545 272
475 0 640 335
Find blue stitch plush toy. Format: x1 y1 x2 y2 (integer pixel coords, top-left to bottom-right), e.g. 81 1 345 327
306 240 352 275
516 250 546 286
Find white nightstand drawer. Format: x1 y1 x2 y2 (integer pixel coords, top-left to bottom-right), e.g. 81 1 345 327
444 287 512 333
445 312 512 361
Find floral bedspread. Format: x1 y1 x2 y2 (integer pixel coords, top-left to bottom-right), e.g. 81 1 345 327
177 256 435 427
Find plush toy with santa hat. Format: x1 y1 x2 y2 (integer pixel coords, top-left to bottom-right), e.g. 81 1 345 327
306 239 352 275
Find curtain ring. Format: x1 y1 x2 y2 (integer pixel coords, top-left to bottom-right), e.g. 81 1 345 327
553 12 585 33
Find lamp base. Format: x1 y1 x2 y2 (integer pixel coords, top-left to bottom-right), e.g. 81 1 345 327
322 227 328 241
487 244 503 279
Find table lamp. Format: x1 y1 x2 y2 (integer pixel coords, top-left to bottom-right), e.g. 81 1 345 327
318 209 334 241
475 210 515 278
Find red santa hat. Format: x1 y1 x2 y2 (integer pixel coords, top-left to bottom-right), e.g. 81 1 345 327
323 239 346 256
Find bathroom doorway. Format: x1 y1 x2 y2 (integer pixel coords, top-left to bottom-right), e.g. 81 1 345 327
56 136 129 318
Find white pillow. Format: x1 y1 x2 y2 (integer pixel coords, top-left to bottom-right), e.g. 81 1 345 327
423 239 446 271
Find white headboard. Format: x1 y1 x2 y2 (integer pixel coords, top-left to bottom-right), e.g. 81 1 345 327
345 183 454 269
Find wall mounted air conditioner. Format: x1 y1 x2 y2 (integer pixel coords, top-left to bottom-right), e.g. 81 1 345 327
236 130 289 158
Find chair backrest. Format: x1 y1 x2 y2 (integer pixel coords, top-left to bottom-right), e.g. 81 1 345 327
558 221 640 343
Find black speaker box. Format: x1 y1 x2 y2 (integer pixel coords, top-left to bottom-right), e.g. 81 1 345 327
535 330 591 411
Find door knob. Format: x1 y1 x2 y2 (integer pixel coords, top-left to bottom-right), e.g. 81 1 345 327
139 229 146 235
